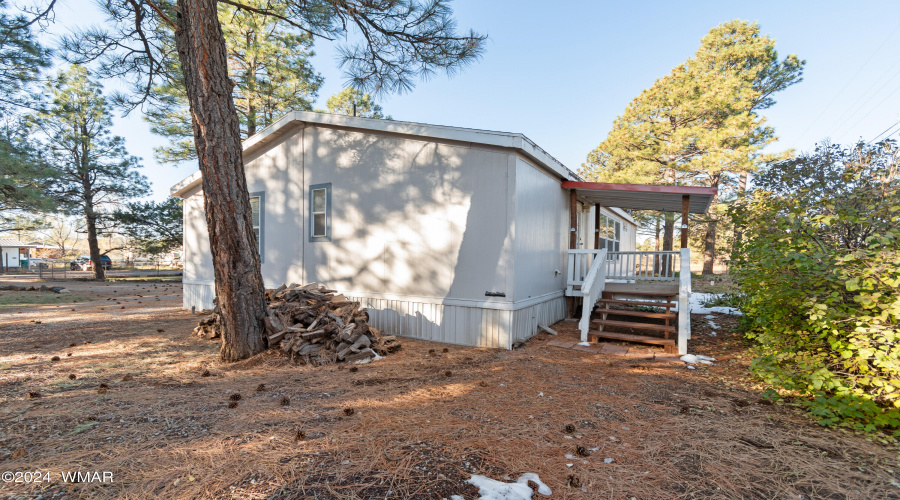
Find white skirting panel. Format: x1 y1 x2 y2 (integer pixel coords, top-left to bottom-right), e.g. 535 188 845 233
510 296 566 342
344 295 513 349
346 293 565 350
184 282 215 311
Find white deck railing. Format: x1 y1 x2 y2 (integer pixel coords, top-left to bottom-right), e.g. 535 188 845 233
578 249 607 342
566 249 601 296
567 250 681 296
606 251 680 281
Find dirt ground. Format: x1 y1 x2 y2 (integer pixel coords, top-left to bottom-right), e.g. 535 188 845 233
1 277 898 499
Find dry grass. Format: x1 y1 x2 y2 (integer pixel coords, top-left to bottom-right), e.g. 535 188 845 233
0 277 897 499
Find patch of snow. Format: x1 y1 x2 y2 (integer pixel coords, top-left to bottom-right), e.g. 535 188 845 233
603 458 614 464
538 392 544 397
576 341 592 346
354 353 382 365
672 292 742 315
689 292 743 315
566 463 573 467
680 354 716 365
687 365 696 370
466 472 553 500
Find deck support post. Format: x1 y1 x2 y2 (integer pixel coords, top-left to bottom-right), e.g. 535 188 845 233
594 203 601 250
678 248 692 355
569 190 578 249
567 189 578 318
680 195 690 249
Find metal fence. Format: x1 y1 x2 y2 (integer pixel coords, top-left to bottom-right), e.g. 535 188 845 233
9 259 183 279
120 261 183 275
36 263 68 279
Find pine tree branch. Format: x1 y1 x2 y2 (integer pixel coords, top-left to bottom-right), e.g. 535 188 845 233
217 0 335 40
142 0 176 29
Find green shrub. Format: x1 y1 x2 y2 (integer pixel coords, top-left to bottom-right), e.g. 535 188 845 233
731 140 900 433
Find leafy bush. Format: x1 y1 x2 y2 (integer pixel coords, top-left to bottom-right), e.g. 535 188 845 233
730 140 900 433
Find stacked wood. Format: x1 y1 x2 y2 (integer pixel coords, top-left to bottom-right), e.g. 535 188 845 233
193 283 401 365
193 312 220 340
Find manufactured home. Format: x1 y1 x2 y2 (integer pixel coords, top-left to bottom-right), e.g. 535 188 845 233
173 111 714 354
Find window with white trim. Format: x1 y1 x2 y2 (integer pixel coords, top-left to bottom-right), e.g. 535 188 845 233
249 192 265 261
597 213 621 253
309 183 331 241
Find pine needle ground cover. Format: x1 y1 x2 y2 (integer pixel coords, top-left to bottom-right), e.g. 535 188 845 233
0 277 896 499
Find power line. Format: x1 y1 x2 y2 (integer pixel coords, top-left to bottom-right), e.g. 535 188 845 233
829 63 900 139
839 85 900 142
795 23 900 145
870 118 900 144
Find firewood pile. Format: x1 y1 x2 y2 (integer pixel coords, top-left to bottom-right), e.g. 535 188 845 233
193 283 401 365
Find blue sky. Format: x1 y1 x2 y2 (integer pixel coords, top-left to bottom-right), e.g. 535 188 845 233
41 0 900 201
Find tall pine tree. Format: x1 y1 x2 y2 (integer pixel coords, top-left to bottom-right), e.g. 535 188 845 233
582 20 804 273
30 65 148 279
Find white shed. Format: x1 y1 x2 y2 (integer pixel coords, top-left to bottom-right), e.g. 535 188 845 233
0 238 31 269
172 111 638 349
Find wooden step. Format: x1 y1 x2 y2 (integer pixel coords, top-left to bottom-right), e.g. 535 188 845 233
595 307 675 319
607 289 677 298
596 298 675 309
587 330 676 347
591 318 676 333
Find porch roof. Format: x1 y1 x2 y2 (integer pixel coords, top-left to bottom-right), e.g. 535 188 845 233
561 181 717 214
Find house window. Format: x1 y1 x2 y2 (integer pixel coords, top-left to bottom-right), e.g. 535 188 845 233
599 213 621 254
249 192 265 261
309 183 331 241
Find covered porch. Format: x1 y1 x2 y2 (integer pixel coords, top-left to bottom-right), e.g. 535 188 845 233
561 182 717 355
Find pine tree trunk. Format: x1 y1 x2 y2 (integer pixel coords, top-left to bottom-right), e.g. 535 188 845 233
84 202 104 281
733 170 749 247
174 0 267 362
80 141 105 281
662 212 675 274
702 173 721 275
653 215 661 274
702 220 717 275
